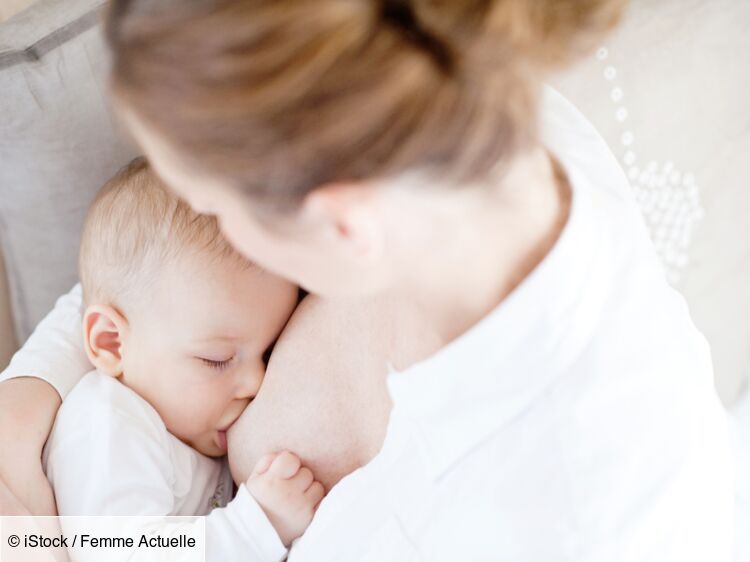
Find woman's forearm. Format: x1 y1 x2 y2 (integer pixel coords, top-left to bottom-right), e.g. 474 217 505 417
0 377 60 515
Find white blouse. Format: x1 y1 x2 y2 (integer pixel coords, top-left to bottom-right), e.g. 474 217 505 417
1 87 735 561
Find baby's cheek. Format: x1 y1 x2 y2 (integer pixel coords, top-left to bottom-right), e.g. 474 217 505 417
161 394 212 438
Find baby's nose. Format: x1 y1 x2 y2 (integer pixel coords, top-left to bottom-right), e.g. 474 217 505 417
235 367 262 399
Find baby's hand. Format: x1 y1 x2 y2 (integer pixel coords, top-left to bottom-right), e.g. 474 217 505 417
246 450 325 546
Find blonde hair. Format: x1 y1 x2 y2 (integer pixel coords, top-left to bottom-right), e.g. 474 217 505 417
106 0 627 209
79 157 249 307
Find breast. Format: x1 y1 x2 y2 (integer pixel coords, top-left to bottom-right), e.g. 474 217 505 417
226 295 395 491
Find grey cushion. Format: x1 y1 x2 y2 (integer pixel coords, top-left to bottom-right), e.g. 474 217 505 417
0 0 138 342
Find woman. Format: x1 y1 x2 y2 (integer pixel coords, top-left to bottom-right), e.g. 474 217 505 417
0 1 734 560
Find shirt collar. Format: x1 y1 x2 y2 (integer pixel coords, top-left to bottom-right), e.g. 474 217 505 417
386 88 622 481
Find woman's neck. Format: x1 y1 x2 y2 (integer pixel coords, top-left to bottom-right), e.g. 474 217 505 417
391 145 572 354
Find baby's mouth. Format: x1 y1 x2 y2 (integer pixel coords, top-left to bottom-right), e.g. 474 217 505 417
216 415 241 451
216 430 228 451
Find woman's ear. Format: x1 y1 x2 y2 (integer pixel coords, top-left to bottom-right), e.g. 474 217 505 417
82 304 128 377
303 183 385 263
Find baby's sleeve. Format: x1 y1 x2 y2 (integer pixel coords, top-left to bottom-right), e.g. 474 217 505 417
205 484 288 562
45 384 176 516
0 283 90 399
50 400 288 559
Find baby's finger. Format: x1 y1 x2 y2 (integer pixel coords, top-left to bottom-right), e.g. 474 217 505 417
304 481 326 508
252 453 277 476
290 466 314 491
268 450 302 479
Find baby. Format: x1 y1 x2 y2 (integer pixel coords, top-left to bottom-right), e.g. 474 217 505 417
43 158 323 559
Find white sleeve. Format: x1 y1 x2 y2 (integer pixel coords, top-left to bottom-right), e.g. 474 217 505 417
0 283 90 399
205 484 288 562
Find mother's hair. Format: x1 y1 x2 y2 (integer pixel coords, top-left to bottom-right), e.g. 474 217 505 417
106 0 626 207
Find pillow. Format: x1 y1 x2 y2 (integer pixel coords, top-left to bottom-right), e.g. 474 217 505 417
0 0 139 343
552 0 750 404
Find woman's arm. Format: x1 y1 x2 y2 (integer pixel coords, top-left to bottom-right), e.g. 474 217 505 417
0 377 60 515
0 474 25 514
0 284 91 515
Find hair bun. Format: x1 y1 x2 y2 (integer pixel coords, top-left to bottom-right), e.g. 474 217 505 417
486 0 627 67
380 0 454 71
392 0 627 72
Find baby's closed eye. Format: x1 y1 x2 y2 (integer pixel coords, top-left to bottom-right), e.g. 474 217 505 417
197 356 234 370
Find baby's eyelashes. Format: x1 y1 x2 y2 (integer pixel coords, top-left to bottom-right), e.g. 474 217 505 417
198 356 235 370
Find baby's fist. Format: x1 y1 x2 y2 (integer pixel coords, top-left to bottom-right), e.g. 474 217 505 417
246 451 325 546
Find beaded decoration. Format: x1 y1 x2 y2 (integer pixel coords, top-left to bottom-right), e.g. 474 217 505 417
595 47 705 286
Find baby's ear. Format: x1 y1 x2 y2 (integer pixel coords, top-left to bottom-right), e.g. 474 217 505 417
82 304 128 377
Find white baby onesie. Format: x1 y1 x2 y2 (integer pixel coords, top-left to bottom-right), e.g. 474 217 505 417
43 370 287 562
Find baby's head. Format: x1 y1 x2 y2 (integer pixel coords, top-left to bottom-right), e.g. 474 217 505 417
79 157 298 456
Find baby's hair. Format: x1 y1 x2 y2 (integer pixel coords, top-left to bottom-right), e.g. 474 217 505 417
79 157 250 307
